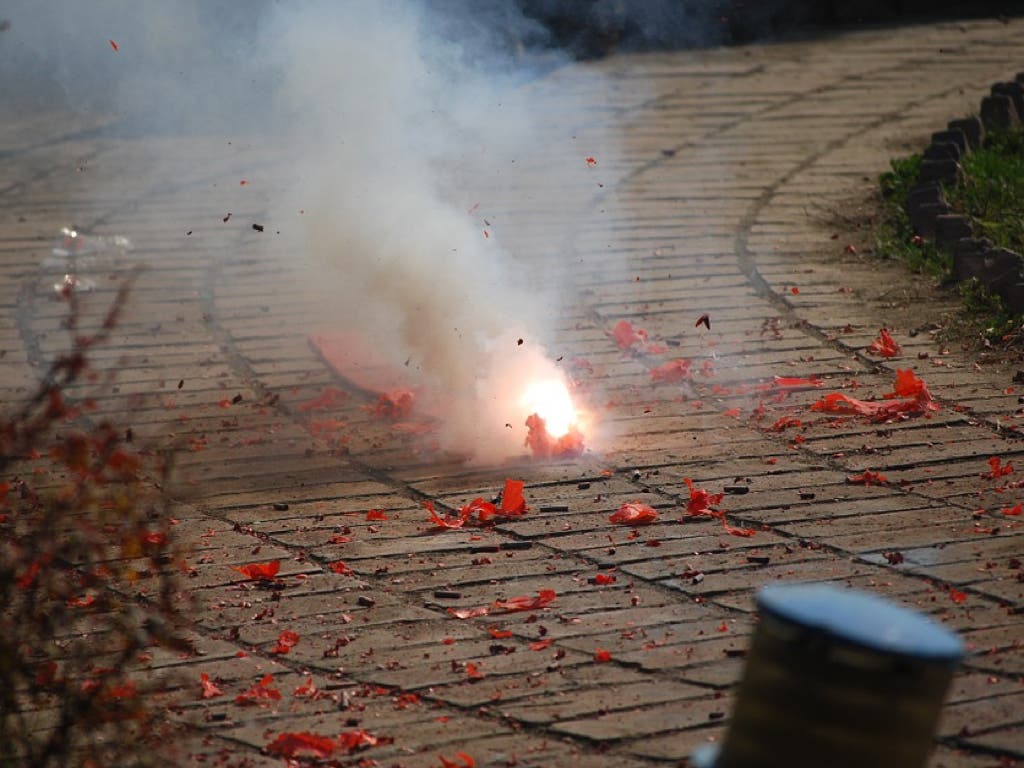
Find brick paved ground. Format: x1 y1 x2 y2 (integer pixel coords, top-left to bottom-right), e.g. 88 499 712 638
3 17 1023 768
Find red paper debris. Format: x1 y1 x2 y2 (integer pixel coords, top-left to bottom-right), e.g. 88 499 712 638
593 573 617 585
425 500 469 529
867 329 902 357
373 389 414 419
108 39 119 52
949 588 967 604
684 478 724 517
812 370 937 422
200 673 224 699
438 752 476 768
465 662 484 680
695 314 711 330
609 501 658 526
525 413 584 459
366 508 389 521
770 416 802 432
529 639 554 651
329 560 354 575
272 630 300 654
594 649 612 663
985 456 1014 479
790 286 800 295
585 156 597 167
773 375 823 388
337 729 382 752
501 479 528 515
293 676 319 697
487 627 513 639
235 674 281 705
1001 503 1022 516
722 407 741 418
847 470 888 485
493 589 556 613
231 560 280 581
266 732 336 759
723 520 757 537
610 319 648 351
459 498 498 522
650 358 692 383
298 386 349 412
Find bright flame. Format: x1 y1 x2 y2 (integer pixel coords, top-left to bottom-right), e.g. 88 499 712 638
519 379 577 437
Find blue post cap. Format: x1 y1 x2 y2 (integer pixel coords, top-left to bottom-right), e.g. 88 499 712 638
757 582 964 662
694 583 966 768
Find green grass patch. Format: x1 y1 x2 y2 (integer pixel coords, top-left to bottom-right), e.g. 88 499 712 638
956 130 1024 253
876 128 1024 346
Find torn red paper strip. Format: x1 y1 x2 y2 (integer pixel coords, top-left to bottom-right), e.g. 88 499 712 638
493 589 556 613
847 470 888 485
501 479 528 515
235 674 281 705
200 673 223 699
272 630 300 655
609 501 658 525
867 329 902 357
683 478 724 518
425 500 470 530
773 375 823 388
438 752 476 768
266 732 337 759
610 319 648 351
231 560 280 581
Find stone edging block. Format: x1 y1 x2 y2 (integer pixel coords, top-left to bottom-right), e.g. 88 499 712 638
900 73 1024 313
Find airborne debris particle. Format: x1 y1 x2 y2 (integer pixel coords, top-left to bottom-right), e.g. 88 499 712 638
222 213 232 223
252 223 264 232
108 39 119 52
695 313 711 330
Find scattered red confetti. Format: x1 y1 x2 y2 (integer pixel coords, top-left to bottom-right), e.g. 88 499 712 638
650 358 692 383
593 573 617 585
337 730 383 752
847 470 888 485
200 673 224 699
366 509 389 521
949 588 967 604
770 416 802 432
266 732 336 759
609 501 658 526
594 649 612 663
867 329 902 357
695 313 711 330
487 627 513 639
585 156 597 167
231 560 280 581
293 677 319 697
683 478 724 517
1001 503 1022 516
722 407 741 418
235 674 281 705
493 589 556 613
66 595 96 608
985 456 1014 479
108 39 119 52
272 630 300 655
329 560 353 575
529 639 554 651
790 286 800 295
465 662 484 680
297 386 349 412
717 622 729 633
373 389 414 419
438 752 476 768
525 413 585 459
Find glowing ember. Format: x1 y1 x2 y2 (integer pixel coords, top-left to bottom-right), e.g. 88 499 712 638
519 379 577 438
